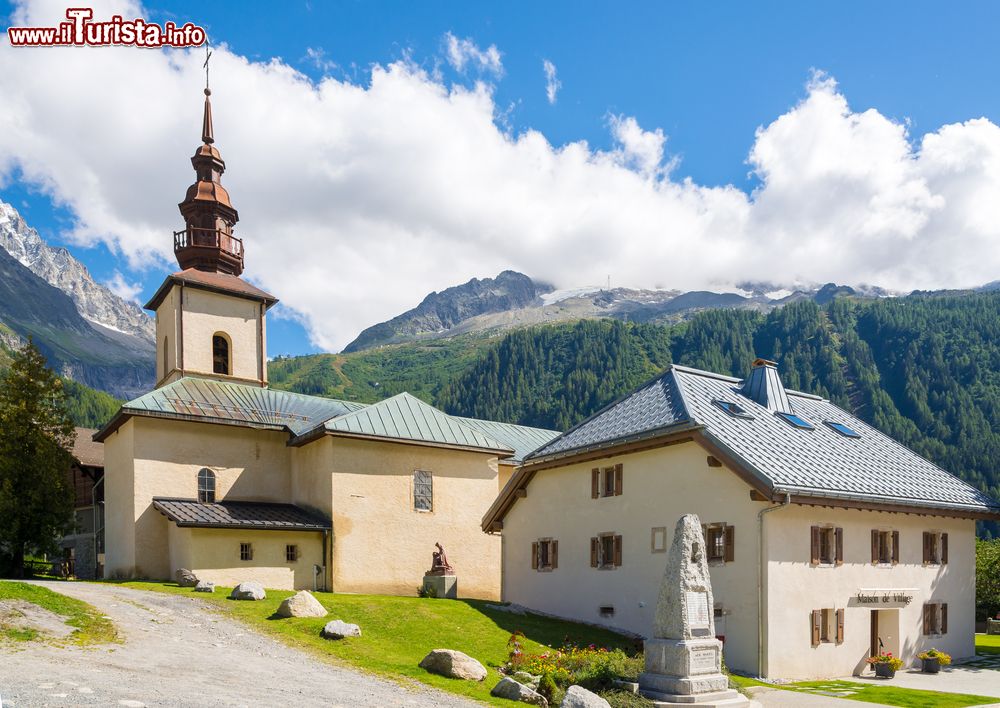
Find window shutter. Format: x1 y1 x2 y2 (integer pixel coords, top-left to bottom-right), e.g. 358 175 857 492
724 525 735 563
891 531 900 565
591 468 600 499
810 526 820 565
531 542 539 570
835 527 844 566
941 533 948 564
614 464 623 496
923 604 932 635
941 604 948 634
811 610 821 647
613 534 623 567
551 540 558 569
922 532 930 564
591 537 599 568
871 530 879 564
836 608 844 644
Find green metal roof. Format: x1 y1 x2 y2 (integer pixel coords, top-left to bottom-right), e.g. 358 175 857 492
322 392 515 454
453 417 559 463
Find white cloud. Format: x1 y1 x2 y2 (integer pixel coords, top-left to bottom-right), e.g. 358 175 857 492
303 47 337 74
543 59 560 104
444 32 502 76
2 3 1000 352
104 270 143 303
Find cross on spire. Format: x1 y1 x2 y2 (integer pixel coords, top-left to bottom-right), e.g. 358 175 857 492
203 43 212 91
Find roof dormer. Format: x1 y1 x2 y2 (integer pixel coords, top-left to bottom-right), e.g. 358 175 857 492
740 358 792 414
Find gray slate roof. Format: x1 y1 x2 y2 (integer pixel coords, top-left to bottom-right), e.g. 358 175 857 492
528 364 1000 514
152 497 330 531
453 417 561 463
323 392 514 454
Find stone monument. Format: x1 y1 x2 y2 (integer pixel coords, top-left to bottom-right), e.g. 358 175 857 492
421 542 457 599
639 514 749 706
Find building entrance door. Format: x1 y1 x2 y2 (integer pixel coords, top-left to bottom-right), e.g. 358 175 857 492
870 610 879 657
870 609 900 662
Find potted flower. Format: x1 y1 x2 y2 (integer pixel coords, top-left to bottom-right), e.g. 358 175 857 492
917 648 951 674
866 651 904 678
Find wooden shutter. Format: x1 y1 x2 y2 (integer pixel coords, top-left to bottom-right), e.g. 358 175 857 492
810 526 820 565
811 610 821 647
922 532 930 564
891 531 900 565
591 468 600 499
613 534 623 567
590 537 599 567
923 604 932 635
941 533 948 564
835 528 844 566
871 529 879 564
836 608 844 644
724 525 735 563
531 542 539 570
551 540 558 569
614 464 623 496
941 604 948 634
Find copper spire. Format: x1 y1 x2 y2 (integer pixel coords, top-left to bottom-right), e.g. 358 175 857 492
201 88 214 145
173 84 244 276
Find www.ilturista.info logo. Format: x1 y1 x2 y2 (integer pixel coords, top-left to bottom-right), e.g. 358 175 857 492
6 8 206 47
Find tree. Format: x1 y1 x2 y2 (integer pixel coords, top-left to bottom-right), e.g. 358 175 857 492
977 539 1000 622
0 341 75 577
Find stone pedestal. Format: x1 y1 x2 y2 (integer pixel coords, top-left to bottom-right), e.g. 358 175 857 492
639 638 747 705
422 573 457 599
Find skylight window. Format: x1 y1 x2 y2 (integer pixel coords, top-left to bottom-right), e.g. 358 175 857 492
713 400 753 419
825 421 861 438
775 411 815 430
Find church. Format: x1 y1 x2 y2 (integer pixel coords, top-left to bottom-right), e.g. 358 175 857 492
94 87 557 598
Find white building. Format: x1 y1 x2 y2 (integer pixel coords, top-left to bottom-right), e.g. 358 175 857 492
483 359 1000 679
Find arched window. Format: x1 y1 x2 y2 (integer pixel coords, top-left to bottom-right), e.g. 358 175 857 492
198 468 216 503
212 333 230 375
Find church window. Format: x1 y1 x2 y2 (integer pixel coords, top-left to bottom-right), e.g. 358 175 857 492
212 333 230 375
240 542 253 561
414 470 433 512
198 468 216 503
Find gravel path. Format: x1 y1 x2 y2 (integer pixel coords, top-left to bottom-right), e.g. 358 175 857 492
0 581 480 708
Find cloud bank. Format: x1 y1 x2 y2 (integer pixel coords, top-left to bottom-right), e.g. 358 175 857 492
2 2 1000 352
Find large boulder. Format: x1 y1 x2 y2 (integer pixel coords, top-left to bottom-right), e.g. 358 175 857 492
561 685 610 708
276 591 327 618
228 582 266 601
175 568 198 587
512 671 541 691
491 677 547 706
194 580 215 593
321 620 362 639
419 649 488 682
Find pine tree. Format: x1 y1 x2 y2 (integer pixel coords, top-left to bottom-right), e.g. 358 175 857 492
0 340 75 577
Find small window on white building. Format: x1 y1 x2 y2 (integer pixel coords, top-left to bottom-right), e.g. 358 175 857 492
811 526 843 566
591 533 622 569
591 465 623 498
811 608 844 646
871 529 899 565
923 602 948 635
923 532 948 565
240 542 253 561
413 470 433 512
286 544 299 563
702 523 735 563
531 539 558 571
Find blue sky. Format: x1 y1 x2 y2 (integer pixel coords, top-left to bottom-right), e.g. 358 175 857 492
2 1 1000 355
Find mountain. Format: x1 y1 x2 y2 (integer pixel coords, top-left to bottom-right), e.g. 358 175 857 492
0 201 154 398
342 269 891 353
0 201 154 340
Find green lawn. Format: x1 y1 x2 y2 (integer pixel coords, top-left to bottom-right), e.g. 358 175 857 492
0 581 117 645
122 582 642 706
728 675 998 708
975 633 1000 655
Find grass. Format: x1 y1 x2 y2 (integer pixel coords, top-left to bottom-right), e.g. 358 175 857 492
975 633 1000 655
0 581 117 646
729 675 998 708
122 581 641 705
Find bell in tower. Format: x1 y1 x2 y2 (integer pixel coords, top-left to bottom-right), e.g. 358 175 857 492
174 87 244 276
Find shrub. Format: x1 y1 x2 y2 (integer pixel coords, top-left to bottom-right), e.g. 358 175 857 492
918 648 952 665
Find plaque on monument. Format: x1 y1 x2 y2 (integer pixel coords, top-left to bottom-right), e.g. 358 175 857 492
639 514 749 706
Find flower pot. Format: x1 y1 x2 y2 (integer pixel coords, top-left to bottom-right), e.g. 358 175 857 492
874 662 896 679
922 657 941 674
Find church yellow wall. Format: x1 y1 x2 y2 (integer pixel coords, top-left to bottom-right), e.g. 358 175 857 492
328 437 501 600
154 284 266 387
102 418 136 578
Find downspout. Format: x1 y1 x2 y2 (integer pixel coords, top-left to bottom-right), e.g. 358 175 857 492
757 492 791 678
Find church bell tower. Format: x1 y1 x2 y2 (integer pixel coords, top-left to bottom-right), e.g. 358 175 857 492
145 84 277 389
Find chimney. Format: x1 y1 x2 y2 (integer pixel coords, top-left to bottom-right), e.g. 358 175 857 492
740 358 792 414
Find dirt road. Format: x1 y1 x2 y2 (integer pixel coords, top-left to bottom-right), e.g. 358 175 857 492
0 581 479 708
